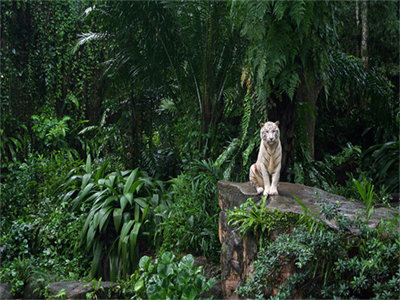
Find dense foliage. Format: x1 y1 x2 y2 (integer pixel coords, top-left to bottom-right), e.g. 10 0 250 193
1 0 398 298
236 193 400 299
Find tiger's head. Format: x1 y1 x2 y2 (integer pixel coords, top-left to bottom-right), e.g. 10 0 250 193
260 121 280 145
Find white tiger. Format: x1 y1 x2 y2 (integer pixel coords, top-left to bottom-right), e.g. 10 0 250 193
249 121 282 196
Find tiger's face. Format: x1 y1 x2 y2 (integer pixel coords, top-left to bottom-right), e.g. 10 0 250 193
260 121 280 145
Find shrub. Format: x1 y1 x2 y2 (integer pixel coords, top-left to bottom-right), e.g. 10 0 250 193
0 258 34 297
157 160 221 261
0 220 35 262
0 151 82 223
119 252 217 299
363 139 399 193
61 155 165 280
0 151 90 293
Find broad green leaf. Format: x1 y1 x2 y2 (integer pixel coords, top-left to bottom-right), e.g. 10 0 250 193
134 205 140 222
139 256 152 270
134 197 148 209
62 190 75 202
99 207 112 232
129 222 141 264
180 254 194 268
120 195 129 212
113 208 123 232
150 194 159 206
89 191 108 206
85 155 92 173
182 284 197 300
86 225 96 251
118 220 135 254
109 254 119 282
103 183 119 196
177 269 190 285
107 175 116 188
90 240 103 277
77 182 94 202
130 180 144 194
134 279 144 292
214 138 240 168
161 252 175 264
123 168 139 194
81 209 96 238
92 208 102 229
124 193 133 205
81 173 92 189
95 160 109 180
157 262 167 278
141 204 150 222
102 195 117 207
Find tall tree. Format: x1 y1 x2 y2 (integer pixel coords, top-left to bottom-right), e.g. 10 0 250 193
80 1 245 161
360 0 368 69
232 0 336 176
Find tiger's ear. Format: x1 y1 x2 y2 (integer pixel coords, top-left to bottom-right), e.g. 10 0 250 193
259 122 265 128
275 121 280 127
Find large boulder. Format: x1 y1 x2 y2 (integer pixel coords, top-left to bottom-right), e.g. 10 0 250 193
0 283 12 299
47 281 117 299
218 181 397 299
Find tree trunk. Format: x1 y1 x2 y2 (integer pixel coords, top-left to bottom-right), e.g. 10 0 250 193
297 72 322 160
85 68 105 125
355 0 360 56
268 94 297 181
361 0 368 69
200 0 215 156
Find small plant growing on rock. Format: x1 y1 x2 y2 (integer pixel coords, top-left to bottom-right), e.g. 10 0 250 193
227 196 298 247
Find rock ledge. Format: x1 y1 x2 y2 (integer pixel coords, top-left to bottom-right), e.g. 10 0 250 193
218 181 397 299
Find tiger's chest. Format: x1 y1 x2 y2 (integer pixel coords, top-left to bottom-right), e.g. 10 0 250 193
261 142 281 173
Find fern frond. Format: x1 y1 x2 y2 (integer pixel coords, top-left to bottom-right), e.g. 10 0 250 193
289 0 306 28
214 138 240 168
240 92 252 148
242 137 256 167
73 32 107 53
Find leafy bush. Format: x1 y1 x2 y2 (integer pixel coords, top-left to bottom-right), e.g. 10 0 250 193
34 202 89 279
289 143 362 192
0 258 34 297
0 151 82 222
0 114 31 168
0 220 35 261
119 252 216 299
236 195 400 299
61 155 165 280
363 139 399 193
0 151 90 293
157 160 221 261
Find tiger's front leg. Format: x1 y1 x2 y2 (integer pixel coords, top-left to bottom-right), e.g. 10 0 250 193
260 164 270 197
269 167 280 195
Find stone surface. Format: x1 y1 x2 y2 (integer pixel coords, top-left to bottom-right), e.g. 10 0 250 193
218 180 398 299
47 281 117 299
0 283 12 300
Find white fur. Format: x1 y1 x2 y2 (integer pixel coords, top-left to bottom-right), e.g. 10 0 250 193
249 121 282 196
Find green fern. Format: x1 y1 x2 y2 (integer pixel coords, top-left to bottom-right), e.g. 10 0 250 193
234 1 334 103
240 91 252 148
